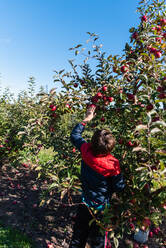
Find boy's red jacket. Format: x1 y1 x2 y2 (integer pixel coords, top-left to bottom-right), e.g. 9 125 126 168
70 123 125 209
81 142 121 177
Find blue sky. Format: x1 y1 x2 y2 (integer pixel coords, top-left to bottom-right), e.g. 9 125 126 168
0 0 140 96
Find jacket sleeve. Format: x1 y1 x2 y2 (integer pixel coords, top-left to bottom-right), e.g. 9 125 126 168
107 173 125 194
70 123 86 151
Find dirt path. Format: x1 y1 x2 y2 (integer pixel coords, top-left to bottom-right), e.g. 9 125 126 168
0 162 78 247
0 162 165 248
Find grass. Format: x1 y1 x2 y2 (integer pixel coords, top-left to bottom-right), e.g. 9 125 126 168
0 223 35 248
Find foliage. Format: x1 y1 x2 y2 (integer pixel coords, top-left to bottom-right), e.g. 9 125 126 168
0 0 166 246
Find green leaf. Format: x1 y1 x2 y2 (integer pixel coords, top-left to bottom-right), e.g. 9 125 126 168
132 146 147 152
151 121 166 127
113 237 119 248
49 88 56 95
135 124 148 131
17 131 26 135
155 99 166 103
75 44 82 48
155 150 166 156
140 53 149 57
150 128 162 134
139 74 148 82
88 218 96 227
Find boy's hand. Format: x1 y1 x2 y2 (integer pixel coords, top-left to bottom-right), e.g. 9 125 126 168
83 105 96 122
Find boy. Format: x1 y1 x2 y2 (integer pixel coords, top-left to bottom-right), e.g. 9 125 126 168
69 106 125 248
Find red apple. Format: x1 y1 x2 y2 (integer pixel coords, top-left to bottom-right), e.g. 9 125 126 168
17 184 21 189
121 65 129 73
153 227 159 235
65 104 71 108
149 231 153 238
74 83 78 88
146 104 153 111
143 217 151 227
141 15 148 22
156 25 162 32
130 199 136 204
155 51 162 58
151 165 157 171
107 97 114 102
152 117 160 122
96 92 103 98
100 117 105 122
49 127 55 132
72 148 76 153
129 223 135 230
133 243 139 248
161 203 166 210
126 141 135 147
52 113 57 118
92 96 99 103
22 163 29 168
49 104 54 108
104 101 109 106
149 47 157 53
132 31 138 39
158 93 166 99
102 86 107 92
88 104 96 108
156 37 162 43
127 93 135 101
103 96 107 101
51 106 57 111
160 18 166 25
33 185 37 191
157 86 165 92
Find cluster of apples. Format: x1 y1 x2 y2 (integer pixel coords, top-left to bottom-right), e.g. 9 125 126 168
132 15 165 58
128 215 163 248
148 46 162 58
49 104 57 118
88 85 115 122
149 17 166 58
91 86 114 104
157 83 166 99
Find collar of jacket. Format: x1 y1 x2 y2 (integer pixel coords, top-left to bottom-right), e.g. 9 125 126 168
80 142 121 177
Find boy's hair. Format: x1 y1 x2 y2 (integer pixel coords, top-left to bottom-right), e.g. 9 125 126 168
91 129 116 156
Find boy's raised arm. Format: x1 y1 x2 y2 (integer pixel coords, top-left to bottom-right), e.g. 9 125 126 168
70 105 96 151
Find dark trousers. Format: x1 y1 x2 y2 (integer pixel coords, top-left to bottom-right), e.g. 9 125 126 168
69 204 104 248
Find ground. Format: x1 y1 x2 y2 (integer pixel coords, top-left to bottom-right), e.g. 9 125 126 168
0 162 165 248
